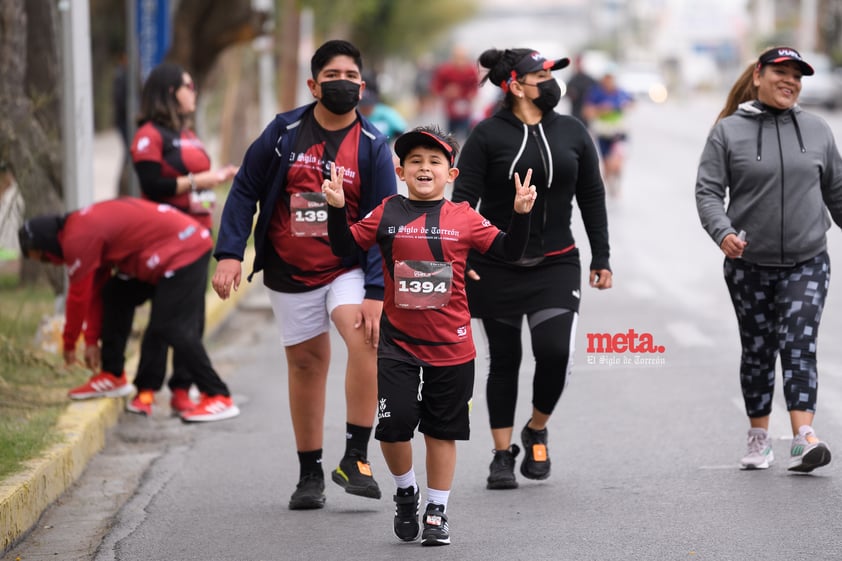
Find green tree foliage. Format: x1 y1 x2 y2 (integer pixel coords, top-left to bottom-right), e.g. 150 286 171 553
301 0 478 67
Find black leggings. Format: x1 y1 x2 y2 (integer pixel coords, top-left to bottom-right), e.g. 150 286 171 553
482 309 577 429
724 252 828 417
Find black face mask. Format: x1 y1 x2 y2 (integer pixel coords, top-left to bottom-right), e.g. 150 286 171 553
319 79 361 115
531 78 561 113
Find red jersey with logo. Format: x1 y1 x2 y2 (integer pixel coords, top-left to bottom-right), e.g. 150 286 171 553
349 196 504 366
131 121 213 228
59 198 212 351
264 113 363 292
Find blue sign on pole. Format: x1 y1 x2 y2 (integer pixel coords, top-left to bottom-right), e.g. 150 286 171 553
137 0 171 82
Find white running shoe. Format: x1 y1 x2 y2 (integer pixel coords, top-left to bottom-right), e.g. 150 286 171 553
788 425 831 473
740 427 774 470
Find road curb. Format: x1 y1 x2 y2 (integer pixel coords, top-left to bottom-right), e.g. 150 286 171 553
0 249 255 553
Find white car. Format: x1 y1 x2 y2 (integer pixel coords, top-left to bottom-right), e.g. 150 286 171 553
798 52 842 110
617 64 669 104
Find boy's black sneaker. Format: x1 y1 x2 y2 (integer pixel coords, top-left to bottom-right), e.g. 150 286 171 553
520 422 551 480
421 503 450 546
331 449 382 499
393 486 420 541
487 444 520 489
288 473 326 510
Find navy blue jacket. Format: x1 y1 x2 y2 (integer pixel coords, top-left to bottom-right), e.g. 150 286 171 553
214 102 397 299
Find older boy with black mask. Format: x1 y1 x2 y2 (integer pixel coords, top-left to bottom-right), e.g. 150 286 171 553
213 39 397 510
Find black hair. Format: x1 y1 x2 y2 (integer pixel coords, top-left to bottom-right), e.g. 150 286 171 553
310 40 363 79
478 48 534 108
137 62 189 130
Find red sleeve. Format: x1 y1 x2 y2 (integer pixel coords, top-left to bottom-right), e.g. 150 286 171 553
63 271 95 352
349 202 385 250
131 123 164 164
468 207 503 253
82 269 111 346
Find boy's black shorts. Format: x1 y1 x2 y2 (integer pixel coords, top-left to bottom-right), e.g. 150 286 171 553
374 357 475 442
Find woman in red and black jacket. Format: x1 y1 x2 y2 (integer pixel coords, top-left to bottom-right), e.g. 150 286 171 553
129 62 237 416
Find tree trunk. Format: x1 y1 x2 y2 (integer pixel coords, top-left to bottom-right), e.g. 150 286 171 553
168 0 268 89
0 0 65 291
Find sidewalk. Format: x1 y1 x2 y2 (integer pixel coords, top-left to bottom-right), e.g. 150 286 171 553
0 130 248 553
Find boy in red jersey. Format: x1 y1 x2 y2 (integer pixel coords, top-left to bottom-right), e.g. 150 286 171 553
18 198 239 422
324 125 536 546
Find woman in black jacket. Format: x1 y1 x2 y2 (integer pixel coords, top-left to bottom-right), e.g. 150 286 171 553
451 47 612 489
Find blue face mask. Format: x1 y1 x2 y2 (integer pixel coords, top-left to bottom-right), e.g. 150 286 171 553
319 79 361 115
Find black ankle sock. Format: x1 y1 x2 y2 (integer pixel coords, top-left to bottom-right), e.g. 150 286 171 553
344 423 372 457
298 449 323 479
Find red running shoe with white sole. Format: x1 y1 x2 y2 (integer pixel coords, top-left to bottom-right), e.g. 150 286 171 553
170 388 197 415
180 394 240 422
68 371 133 400
126 390 155 416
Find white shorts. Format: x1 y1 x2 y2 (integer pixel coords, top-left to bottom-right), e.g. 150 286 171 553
267 268 365 347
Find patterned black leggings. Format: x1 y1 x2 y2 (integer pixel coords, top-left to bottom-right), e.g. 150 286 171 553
723 252 829 417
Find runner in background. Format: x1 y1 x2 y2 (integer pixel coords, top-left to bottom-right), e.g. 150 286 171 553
582 68 634 197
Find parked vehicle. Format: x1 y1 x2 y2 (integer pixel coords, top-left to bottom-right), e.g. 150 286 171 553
798 52 842 110
617 63 669 103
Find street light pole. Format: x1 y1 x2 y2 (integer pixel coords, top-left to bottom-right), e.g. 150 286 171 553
799 0 818 53
127 0 140 197
57 0 94 212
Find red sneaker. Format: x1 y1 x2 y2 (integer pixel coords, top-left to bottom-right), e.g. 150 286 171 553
170 388 197 415
126 390 155 416
180 394 240 422
68 371 133 400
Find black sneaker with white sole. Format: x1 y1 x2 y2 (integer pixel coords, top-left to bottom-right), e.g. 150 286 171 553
421 503 450 546
393 486 420 541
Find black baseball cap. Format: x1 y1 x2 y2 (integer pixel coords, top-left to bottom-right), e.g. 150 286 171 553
512 51 570 79
757 47 814 76
18 215 65 259
394 128 455 166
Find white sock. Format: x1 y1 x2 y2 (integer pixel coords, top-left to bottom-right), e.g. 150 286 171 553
392 468 417 493
426 487 450 511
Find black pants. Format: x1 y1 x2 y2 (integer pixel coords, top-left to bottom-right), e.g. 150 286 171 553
138 262 207 391
100 275 153 377
101 251 229 396
482 309 577 429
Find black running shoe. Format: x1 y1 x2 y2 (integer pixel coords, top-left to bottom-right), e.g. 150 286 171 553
393 486 420 541
421 503 450 546
520 422 551 480
288 473 326 510
331 449 382 499
487 444 520 489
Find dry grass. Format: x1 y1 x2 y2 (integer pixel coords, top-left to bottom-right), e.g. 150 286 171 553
0 279 95 479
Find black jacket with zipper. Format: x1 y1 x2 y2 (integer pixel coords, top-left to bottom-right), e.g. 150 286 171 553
452 107 610 272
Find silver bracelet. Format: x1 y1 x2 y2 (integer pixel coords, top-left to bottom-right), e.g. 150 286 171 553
188 172 197 192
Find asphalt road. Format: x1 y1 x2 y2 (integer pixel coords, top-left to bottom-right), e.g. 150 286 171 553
7 95 842 561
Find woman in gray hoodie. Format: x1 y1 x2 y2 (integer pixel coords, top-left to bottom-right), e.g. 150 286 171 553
696 47 842 473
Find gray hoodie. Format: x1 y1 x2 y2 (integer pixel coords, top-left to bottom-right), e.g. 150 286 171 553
696 101 842 266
